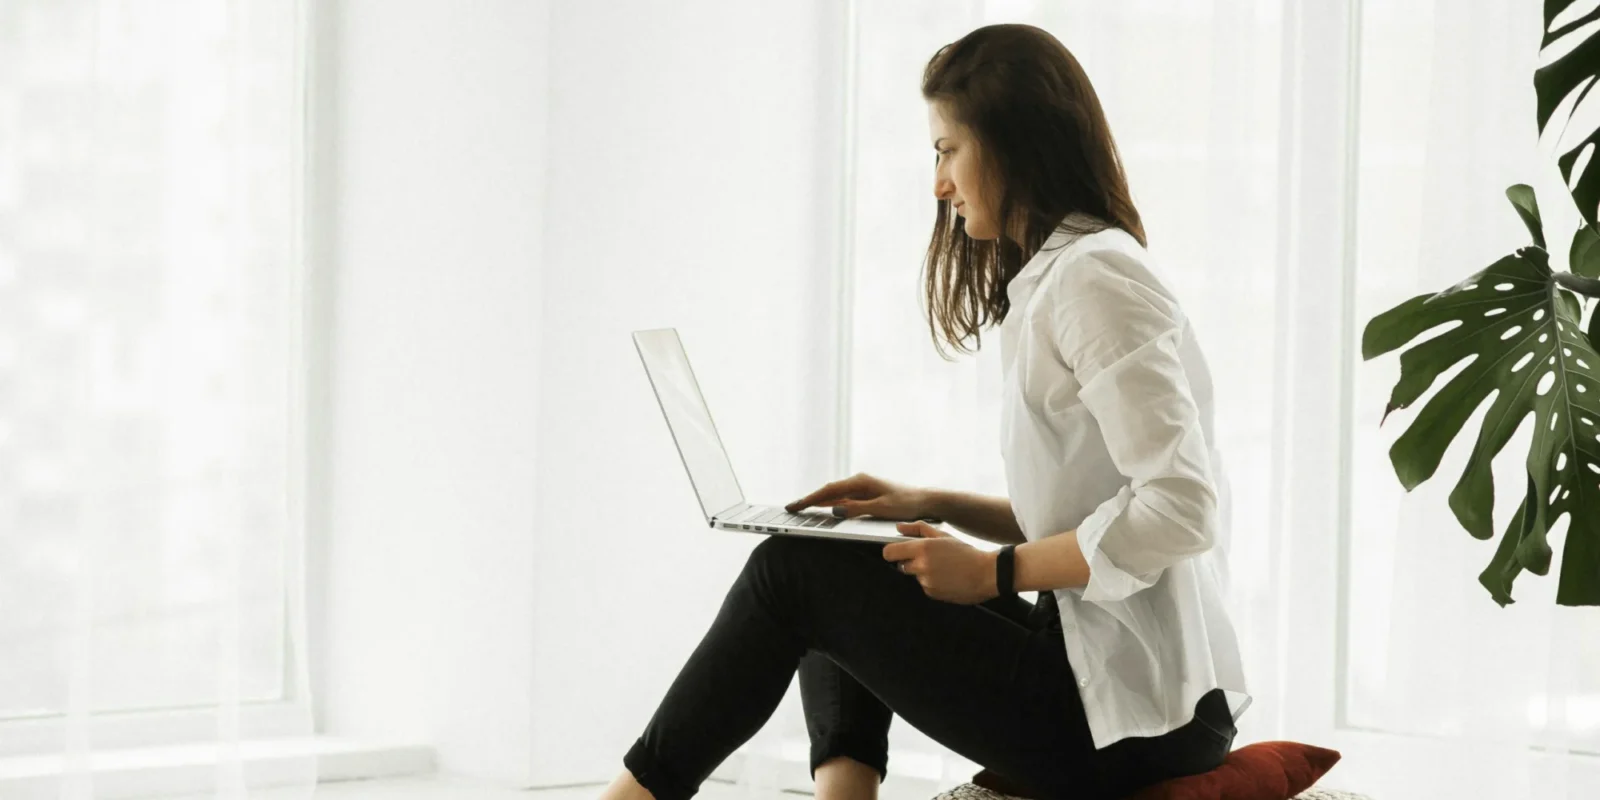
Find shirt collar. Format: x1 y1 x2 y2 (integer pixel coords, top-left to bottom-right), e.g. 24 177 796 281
1009 211 1103 287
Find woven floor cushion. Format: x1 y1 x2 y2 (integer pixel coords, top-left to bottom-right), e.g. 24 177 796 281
929 783 1371 800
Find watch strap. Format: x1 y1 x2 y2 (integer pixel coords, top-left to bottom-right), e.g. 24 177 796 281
996 544 1018 599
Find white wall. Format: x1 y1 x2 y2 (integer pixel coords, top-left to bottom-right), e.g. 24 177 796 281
317 0 849 787
530 0 847 784
317 0 549 786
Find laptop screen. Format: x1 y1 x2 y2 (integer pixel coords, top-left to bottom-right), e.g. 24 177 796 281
632 328 745 521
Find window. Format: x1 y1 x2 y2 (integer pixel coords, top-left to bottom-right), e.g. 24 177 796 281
0 0 304 728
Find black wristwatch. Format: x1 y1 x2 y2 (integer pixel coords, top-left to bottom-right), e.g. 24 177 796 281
995 544 1018 600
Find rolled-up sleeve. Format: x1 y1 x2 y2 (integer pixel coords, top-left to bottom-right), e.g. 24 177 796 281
1050 254 1220 603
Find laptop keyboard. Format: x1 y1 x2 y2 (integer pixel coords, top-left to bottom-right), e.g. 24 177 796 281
740 507 844 530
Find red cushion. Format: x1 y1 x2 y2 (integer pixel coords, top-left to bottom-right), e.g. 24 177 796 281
1124 741 1342 800
970 741 1341 799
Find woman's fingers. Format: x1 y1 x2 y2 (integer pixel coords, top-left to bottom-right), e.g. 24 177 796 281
895 521 946 537
790 479 853 511
786 475 871 512
785 481 841 512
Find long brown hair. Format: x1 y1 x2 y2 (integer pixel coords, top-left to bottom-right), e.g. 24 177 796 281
921 23 1145 358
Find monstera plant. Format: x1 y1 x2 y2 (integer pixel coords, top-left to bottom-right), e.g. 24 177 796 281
1362 0 1600 607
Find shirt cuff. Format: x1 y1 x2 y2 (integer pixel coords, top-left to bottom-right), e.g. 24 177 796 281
1076 486 1166 603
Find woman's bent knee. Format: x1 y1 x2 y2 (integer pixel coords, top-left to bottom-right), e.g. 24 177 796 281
747 534 842 570
744 535 878 583
742 536 821 593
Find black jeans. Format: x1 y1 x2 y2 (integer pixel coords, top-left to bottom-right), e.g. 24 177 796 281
624 536 1235 800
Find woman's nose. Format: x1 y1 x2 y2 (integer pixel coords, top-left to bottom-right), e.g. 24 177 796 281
933 177 953 201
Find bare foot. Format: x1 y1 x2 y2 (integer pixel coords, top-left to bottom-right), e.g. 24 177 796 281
598 769 656 800
814 756 879 800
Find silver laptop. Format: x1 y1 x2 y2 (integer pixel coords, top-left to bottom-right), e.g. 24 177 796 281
633 328 917 544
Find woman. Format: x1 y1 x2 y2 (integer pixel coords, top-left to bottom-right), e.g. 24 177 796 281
602 23 1248 800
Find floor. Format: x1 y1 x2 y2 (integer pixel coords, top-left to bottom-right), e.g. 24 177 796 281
321 777 780 800
165 776 816 800
162 772 957 800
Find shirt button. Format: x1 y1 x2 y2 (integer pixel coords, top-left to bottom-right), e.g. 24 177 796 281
1078 677 1090 688
1064 623 1076 633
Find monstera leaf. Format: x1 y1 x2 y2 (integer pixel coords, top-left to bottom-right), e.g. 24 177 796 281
1538 0 1600 226
1363 186 1600 606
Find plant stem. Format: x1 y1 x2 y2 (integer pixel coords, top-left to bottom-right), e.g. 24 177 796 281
1554 271 1600 297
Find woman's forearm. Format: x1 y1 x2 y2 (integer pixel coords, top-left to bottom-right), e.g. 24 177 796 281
1013 528 1090 593
923 489 1027 545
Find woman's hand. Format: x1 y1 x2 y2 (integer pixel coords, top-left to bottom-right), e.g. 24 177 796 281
786 472 937 521
883 521 997 605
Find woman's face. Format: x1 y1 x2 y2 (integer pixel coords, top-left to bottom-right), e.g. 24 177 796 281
928 102 1000 240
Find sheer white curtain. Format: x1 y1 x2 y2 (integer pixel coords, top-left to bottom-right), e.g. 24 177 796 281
735 1 1600 798
0 1 314 797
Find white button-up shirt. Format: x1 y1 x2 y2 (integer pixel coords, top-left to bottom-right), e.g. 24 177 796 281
998 215 1251 749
